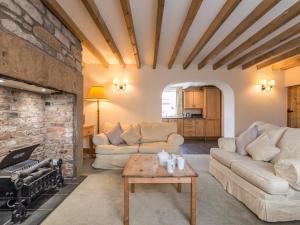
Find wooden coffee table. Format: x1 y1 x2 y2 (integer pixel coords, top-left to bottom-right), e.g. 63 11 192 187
122 155 198 225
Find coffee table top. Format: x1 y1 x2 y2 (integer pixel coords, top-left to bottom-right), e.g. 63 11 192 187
122 155 198 178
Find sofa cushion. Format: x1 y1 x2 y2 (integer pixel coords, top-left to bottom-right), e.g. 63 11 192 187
236 126 258 156
102 122 131 133
250 121 280 135
140 122 176 143
120 125 141 145
272 128 300 163
231 160 289 195
263 127 287 145
274 159 300 191
210 148 251 168
105 123 124 145
95 144 139 155
139 142 179 154
246 133 280 161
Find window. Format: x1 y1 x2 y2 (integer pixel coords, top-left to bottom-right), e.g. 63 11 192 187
162 88 177 117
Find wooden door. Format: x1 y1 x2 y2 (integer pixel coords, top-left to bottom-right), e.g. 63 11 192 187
183 91 194 108
193 89 204 108
287 86 300 127
203 87 221 119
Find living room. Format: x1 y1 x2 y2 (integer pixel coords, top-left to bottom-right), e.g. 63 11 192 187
0 0 300 225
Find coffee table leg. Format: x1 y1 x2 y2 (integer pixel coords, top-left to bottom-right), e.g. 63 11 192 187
176 183 182 193
124 177 129 225
131 184 135 193
191 177 196 225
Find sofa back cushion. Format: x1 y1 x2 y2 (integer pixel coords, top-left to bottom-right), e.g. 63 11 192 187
272 128 300 163
249 121 280 135
140 122 176 143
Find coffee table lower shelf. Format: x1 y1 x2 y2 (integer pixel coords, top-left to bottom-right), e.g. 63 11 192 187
123 176 197 225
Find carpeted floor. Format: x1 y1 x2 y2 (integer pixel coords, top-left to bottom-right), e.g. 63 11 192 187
42 155 300 225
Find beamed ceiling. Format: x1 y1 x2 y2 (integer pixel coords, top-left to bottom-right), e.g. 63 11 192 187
42 0 300 71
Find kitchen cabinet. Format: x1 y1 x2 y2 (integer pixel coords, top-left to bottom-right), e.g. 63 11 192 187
203 87 221 119
162 118 183 136
183 89 203 109
205 119 221 137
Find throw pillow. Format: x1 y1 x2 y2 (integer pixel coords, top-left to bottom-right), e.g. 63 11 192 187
105 122 124 145
246 133 280 161
236 126 258 155
120 125 141 145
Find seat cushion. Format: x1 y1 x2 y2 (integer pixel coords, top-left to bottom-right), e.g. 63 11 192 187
210 148 251 168
140 122 176 143
231 160 289 195
139 142 179 154
95 144 139 155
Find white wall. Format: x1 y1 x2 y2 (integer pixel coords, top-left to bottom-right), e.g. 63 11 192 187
284 66 300 87
83 64 286 136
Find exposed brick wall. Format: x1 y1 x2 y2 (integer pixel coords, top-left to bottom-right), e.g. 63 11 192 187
0 0 82 72
44 94 75 177
0 86 75 177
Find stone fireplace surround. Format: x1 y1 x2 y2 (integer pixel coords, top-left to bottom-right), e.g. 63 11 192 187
0 31 83 177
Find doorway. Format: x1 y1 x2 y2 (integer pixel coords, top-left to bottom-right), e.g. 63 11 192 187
287 85 300 127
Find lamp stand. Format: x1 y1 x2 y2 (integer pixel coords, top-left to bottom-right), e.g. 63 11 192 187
97 100 100 134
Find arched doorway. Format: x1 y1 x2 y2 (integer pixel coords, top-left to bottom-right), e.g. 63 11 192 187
162 81 235 137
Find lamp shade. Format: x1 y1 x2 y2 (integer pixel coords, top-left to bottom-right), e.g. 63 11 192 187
86 86 108 101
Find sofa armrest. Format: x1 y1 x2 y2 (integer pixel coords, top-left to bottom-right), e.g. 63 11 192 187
93 133 109 145
274 159 300 191
167 133 184 146
218 138 236 152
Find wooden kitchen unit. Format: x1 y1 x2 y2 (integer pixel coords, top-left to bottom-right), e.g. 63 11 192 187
162 86 221 140
183 88 204 109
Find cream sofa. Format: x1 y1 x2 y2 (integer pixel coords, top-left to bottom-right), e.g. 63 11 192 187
92 122 184 169
209 121 300 222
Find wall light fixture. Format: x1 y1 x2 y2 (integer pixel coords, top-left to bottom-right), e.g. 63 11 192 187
260 79 275 92
113 78 128 91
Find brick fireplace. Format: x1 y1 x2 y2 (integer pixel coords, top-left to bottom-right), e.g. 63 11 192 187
0 0 83 176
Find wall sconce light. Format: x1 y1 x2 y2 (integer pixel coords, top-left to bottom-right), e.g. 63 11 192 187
260 79 275 92
113 78 128 91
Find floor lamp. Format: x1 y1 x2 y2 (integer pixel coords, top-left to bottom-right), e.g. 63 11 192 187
86 86 109 134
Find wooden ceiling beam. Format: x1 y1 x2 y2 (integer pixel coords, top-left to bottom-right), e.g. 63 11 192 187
197 0 279 69
242 36 300 69
272 54 300 70
213 1 300 70
168 0 203 69
153 0 165 69
41 0 109 68
120 0 141 68
257 46 300 69
228 22 300 69
82 0 125 67
182 0 241 69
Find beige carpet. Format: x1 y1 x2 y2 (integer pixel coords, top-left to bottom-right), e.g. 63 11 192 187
42 155 299 225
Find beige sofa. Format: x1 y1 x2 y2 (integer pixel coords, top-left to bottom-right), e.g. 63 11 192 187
209 121 300 222
92 122 184 169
